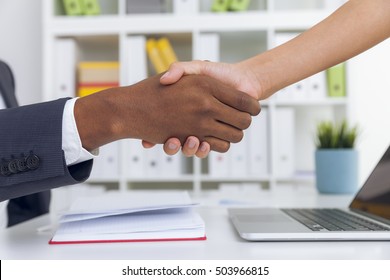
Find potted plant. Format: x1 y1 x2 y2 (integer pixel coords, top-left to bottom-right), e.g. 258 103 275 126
315 120 359 194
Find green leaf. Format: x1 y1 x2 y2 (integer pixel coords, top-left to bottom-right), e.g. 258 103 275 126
315 120 358 149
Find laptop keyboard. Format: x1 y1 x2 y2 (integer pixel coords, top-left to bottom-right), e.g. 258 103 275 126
282 208 390 232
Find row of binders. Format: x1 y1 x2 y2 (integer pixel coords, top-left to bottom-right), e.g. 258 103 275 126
208 109 270 178
209 107 295 179
55 34 346 101
89 140 188 180
273 33 346 102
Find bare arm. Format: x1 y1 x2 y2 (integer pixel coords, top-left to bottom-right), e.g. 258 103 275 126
162 0 390 100
249 0 390 98
158 0 390 156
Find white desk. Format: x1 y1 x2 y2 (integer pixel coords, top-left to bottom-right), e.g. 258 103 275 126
1 186 390 260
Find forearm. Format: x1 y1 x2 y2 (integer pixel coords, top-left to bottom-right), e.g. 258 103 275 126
74 86 131 151
75 74 260 153
242 0 390 98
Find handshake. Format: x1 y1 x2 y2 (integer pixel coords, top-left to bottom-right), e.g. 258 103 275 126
75 61 262 158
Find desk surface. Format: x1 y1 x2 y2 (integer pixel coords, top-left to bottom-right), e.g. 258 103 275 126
1 186 390 260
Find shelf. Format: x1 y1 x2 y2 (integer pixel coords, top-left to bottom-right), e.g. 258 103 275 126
43 1 350 192
44 11 330 36
123 175 196 183
274 98 348 106
200 176 271 182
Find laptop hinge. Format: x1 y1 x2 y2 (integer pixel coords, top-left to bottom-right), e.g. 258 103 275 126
350 209 390 227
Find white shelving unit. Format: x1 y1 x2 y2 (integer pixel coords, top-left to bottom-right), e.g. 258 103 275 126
42 0 351 194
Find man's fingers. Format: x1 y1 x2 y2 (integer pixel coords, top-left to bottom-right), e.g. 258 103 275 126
142 140 155 149
203 137 231 153
211 84 261 116
203 120 245 144
215 105 253 130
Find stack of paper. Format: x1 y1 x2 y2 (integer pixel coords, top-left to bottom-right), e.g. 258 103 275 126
77 61 120 97
49 191 206 244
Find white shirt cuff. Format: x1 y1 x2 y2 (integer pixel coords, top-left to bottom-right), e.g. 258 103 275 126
0 201 8 230
62 98 99 166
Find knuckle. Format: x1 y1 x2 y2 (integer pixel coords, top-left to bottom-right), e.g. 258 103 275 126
200 98 215 114
170 61 179 69
237 93 250 110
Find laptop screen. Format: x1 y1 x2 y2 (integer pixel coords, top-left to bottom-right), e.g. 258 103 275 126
350 145 390 220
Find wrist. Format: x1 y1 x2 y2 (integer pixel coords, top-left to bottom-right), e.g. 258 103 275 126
74 88 126 151
240 50 286 100
235 59 269 100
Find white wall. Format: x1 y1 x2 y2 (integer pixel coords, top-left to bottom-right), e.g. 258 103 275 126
348 38 390 185
0 1 389 187
0 0 43 105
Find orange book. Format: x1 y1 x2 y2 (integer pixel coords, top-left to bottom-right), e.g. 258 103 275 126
78 82 119 97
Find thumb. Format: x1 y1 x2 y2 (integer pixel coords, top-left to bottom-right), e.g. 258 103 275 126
160 61 206 85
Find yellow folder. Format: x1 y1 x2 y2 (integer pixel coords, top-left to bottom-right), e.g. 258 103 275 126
146 39 167 74
157 37 178 70
78 85 112 97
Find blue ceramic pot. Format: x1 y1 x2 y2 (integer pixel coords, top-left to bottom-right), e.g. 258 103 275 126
315 149 358 194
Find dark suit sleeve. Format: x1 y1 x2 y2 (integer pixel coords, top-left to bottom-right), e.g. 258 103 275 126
0 98 93 202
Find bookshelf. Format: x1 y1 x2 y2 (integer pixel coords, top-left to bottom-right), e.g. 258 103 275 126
42 0 350 194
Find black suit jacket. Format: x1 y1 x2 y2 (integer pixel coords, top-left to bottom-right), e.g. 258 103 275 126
0 60 93 226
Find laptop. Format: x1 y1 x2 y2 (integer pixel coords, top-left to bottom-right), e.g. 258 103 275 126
229 145 390 241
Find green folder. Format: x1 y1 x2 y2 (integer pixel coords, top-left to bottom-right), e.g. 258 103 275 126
327 63 346 97
80 0 101 15
62 0 83 15
211 0 231 12
229 0 251 11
